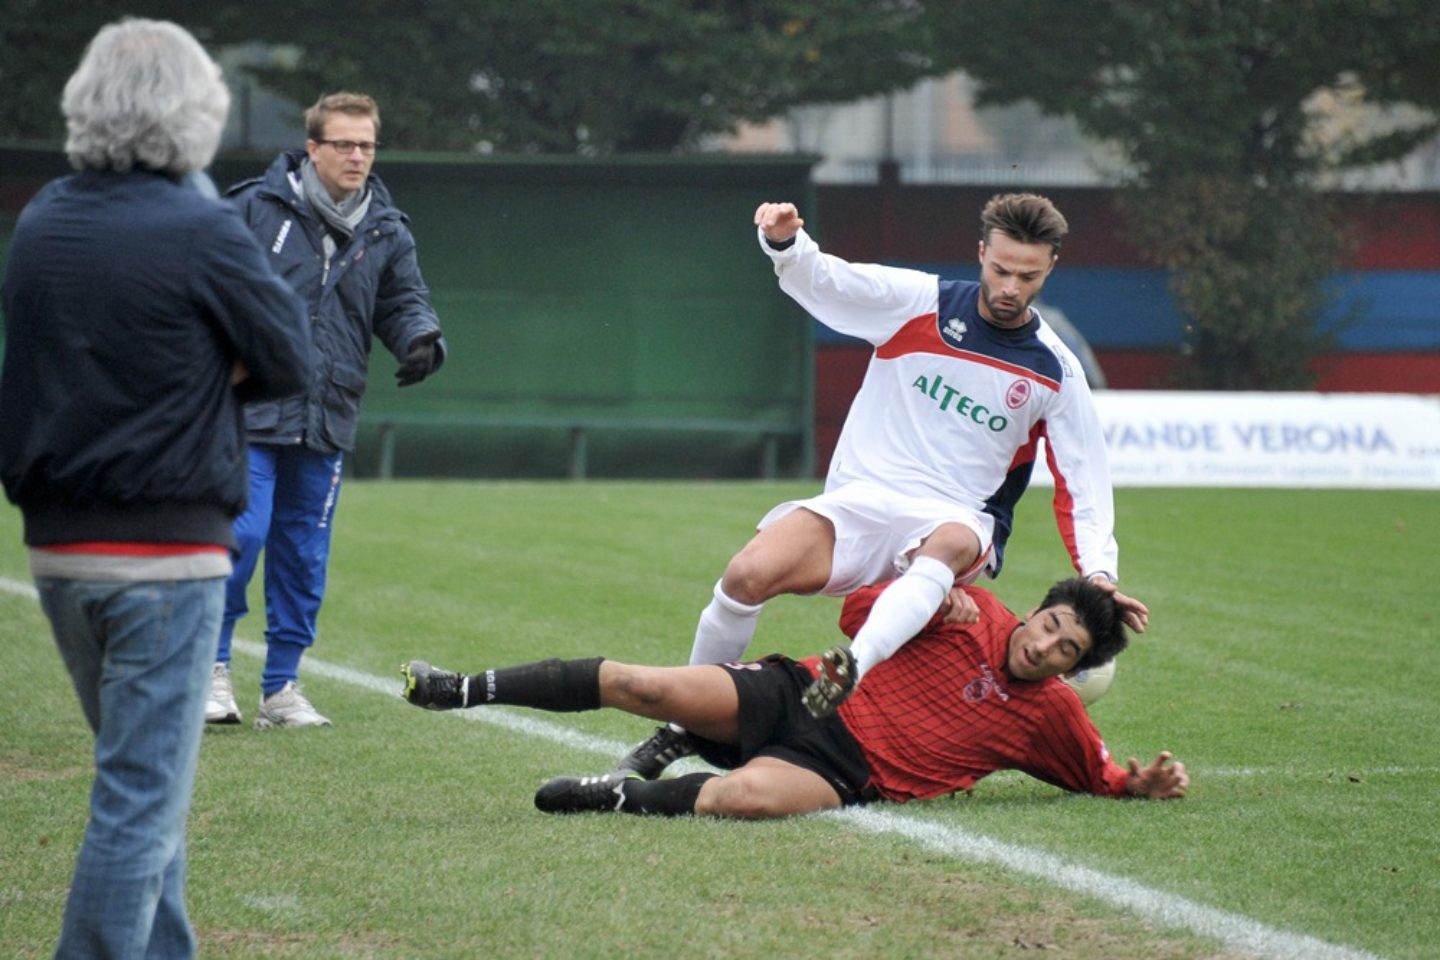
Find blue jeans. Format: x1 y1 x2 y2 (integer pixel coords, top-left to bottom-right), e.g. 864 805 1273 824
37 576 224 960
217 445 343 696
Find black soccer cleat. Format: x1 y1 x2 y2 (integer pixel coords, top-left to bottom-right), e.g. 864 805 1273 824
616 724 697 779
535 772 643 814
802 642 857 718
400 660 466 710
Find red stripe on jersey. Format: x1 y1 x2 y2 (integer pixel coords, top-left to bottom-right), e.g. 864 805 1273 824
1040 422 1082 571
1008 422 1044 471
874 314 1062 392
42 542 228 556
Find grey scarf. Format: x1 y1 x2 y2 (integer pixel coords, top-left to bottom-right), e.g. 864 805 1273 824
295 159 372 257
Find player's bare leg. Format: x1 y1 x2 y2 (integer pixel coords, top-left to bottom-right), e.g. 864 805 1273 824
718 508 837 606
695 757 843 819
622 510 836 777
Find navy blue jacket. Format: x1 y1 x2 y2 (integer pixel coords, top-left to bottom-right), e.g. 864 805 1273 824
0 169 313 548
226 151 445 454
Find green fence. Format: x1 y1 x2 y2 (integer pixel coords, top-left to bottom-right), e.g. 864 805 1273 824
2 145 818 479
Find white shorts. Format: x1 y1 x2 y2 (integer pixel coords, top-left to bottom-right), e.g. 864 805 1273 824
756 481 995 597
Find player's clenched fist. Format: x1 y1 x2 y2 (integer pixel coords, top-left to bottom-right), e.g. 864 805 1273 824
754 202 804 243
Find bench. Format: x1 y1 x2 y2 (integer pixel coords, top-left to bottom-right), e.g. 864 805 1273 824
367 412 811 480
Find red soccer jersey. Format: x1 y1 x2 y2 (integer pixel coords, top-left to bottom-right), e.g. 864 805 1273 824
817 584 1131 803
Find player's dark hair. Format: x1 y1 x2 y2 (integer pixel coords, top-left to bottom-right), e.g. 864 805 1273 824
1038 577 1128 670
980 193 1068 254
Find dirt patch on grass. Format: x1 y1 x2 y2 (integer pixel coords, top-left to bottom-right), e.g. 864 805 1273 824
0 751 88 783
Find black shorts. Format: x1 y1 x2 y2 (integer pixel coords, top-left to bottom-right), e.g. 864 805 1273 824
691 655 879 806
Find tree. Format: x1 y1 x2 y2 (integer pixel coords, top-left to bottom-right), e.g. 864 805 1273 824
925 0 1440 388
1 1 945 153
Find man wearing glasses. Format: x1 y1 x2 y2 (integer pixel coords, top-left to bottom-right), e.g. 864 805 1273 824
208 92 447 729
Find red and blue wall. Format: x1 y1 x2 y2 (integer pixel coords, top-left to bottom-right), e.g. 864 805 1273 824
810 182 1440 471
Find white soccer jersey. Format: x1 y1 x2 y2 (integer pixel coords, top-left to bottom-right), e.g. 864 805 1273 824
765 228 1119 580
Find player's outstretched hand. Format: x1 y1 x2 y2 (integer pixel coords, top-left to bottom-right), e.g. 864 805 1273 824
802 642 856 718
1112 588 1149 632
754 202 804 244
1125 751 1188 799
1087 576 1149 633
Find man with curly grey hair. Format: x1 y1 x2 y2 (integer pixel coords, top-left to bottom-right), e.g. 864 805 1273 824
0 18 311 959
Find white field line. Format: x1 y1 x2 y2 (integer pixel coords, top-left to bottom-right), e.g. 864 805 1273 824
839 807 1381 960
1203 765 1440 779
0 574 1388 960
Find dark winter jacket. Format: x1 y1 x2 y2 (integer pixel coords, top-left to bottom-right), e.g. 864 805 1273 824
226 151 445 454
0 169 313 548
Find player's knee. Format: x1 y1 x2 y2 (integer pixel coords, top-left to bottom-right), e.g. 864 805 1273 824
695 773 787 819
688 771 806 817
719 556 772 606
923 523 981 570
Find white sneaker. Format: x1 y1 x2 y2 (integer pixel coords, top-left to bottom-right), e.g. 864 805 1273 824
254 682 331 729
205 663 241 724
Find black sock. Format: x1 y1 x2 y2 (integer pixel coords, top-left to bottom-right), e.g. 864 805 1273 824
620 772 718 816
463 657 604 711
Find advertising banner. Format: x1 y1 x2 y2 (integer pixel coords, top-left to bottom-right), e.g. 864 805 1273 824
1033 391 1440 489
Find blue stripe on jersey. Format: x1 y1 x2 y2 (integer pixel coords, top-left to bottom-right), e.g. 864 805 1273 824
982 455 1041 577
937 280 1066 384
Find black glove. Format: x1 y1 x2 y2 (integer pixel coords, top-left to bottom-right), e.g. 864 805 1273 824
396 330 443 387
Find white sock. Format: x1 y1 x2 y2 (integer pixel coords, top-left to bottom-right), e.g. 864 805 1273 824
850 555 954 678
689 580 765 665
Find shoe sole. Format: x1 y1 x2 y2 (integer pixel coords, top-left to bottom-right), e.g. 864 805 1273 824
205 712 242 725
253 717 332 730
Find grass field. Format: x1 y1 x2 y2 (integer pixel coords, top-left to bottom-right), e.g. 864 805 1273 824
1 482 1436 959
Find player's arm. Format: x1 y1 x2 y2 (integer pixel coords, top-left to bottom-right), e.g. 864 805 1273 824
1023 692 1188 799
753 202 937 344
373 229 446 375
1040 355 1149 633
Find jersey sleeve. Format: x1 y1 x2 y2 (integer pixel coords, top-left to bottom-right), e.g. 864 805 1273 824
1035 329 1120 580
1019 686 1130 798
760 227 938 345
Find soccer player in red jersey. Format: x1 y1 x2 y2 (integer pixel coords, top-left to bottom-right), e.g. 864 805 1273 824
400 577 1187 818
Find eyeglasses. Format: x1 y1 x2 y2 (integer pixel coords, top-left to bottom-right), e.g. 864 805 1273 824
315 139 380 156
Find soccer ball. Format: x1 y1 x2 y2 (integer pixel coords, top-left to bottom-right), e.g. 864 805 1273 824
1061 660 1116 707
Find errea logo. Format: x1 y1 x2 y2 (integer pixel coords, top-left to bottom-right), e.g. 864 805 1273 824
940 317 967 349
271 218 292 254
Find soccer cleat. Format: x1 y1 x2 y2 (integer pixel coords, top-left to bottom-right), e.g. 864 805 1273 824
534 771 643 814
400 660 466 710
253 682 331 729
616 724 697 779
204 662 241 725
802 642 857 718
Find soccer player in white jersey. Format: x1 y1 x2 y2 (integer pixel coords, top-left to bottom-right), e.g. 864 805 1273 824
618 194 1149 778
